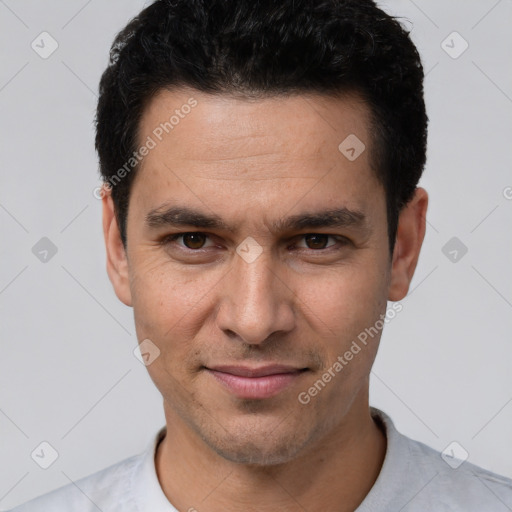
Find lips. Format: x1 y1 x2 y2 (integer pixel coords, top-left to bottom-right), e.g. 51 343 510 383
205 364 308 399
209 364 304 377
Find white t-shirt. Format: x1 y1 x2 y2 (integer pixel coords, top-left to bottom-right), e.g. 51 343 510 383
5 407 512 511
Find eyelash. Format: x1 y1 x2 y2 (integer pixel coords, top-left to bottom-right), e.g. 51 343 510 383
160 232 349 253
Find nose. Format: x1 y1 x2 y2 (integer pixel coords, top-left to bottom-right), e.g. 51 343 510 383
215 245 295 345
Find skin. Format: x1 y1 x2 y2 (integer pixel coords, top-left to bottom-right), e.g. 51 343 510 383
102 87 428 512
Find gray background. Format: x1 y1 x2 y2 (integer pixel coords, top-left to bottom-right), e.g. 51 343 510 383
1 0 511 508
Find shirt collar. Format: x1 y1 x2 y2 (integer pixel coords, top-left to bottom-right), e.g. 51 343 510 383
355 406 414 510
131 425 177 512
130 407 406 511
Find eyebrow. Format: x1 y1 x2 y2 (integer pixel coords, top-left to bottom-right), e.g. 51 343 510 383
145 204 368 234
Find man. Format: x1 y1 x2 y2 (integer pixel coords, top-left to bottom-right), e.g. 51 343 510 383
8 0 512 510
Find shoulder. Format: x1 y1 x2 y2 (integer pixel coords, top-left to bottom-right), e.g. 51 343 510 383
407 435 512 510
5 453 142 512
363 407 512 511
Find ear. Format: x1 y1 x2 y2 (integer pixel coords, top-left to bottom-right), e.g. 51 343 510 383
101 185 133 307
388 187 428 301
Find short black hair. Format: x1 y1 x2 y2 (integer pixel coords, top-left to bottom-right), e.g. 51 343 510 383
95 0 428 255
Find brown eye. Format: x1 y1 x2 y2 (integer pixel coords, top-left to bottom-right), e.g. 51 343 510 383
302 234 333 250
163 232 214 250
181 233 208 249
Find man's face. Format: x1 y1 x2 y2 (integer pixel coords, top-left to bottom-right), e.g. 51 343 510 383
110 88 396 465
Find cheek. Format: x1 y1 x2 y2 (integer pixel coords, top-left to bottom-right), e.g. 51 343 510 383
129 260 215 398
295 260 388 335
129 255 223 359
292 261 389 398
130 254 204 322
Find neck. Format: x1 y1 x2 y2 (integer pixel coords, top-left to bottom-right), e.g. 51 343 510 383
155 398 386 512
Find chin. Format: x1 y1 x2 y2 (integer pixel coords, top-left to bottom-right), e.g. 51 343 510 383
210 439 303 466
196 415 320 467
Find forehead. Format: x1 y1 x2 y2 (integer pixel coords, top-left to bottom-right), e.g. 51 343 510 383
130 87 383 229
137 87 373 167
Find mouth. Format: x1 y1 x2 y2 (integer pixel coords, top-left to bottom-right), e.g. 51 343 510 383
205 364 309 400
